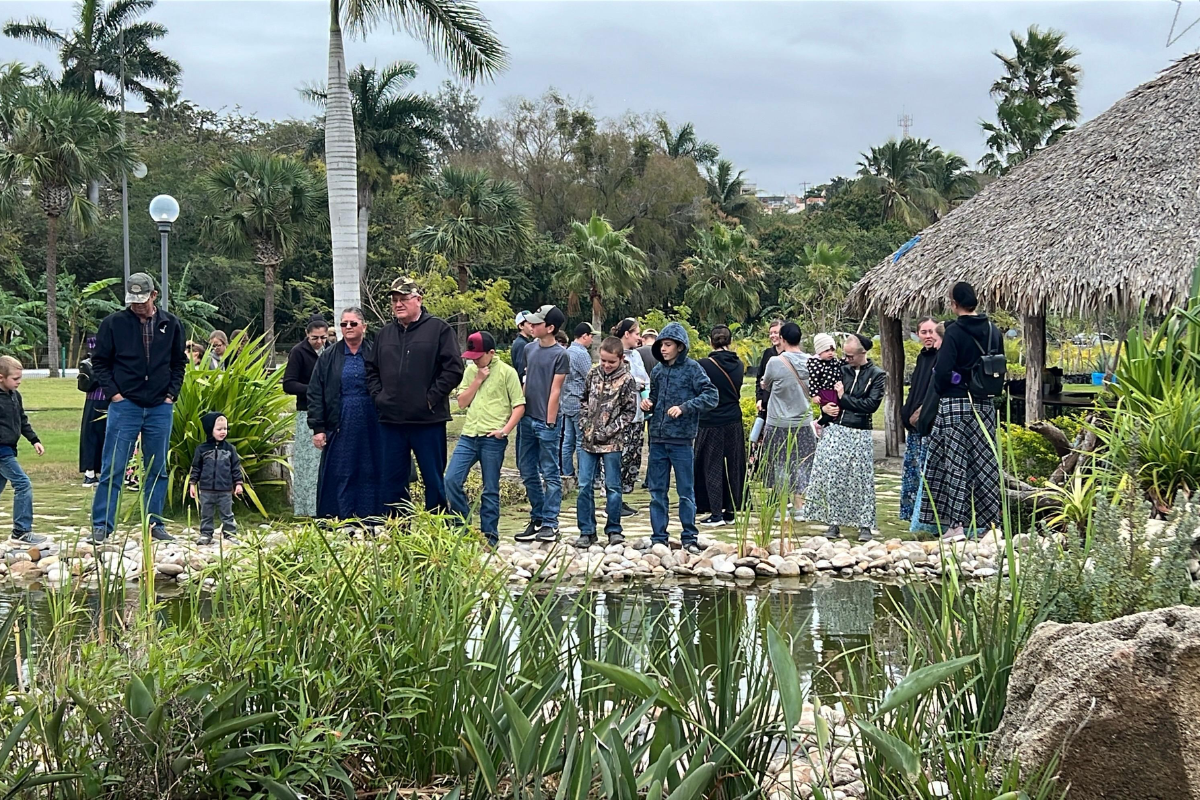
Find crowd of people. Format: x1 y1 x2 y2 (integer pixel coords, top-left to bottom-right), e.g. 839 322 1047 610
0 270 1006 552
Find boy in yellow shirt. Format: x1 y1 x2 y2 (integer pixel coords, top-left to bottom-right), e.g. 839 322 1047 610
445 331 525 546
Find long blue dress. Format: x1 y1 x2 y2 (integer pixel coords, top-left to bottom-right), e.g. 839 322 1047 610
317 344 383 520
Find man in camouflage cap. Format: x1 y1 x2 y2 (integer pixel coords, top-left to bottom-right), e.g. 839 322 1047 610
365 276 464 516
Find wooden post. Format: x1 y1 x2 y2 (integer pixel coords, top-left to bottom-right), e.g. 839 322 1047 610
1023 308 1046 422
879 313 905 458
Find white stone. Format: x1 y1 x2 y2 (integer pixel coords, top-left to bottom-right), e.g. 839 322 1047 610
830 553 856 569
734 566 756 580
651 543 671 559
156 563 185 577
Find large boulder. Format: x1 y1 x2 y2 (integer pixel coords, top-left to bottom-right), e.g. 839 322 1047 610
990 606 1200 799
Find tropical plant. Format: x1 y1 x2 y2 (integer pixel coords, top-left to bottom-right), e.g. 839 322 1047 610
918 142 979 215
414 272 515 342
704 158 758 224
321 0 506 321
167 334 294 513
0 286 44 360
553 212 648 337
0 86 137 376
680 222 765 326
979 25 1081 175
3 0 181 107
202 151 327 364
410 165 533 342
788 241 855 334
856 137 945 229
305 61 445 276
56 274 121 365
169 260 224 341
655 117 718 164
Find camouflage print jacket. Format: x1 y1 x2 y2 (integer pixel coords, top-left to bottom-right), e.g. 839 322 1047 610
579 362 639 454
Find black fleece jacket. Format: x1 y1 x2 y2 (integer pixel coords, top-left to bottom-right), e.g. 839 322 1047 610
282 339 321 412
698 349 745 428
0 389 38 450
306 341 374 436
365 311 464 426
755 345 778 419
92 307 186 407
189 412 244 492
934 314 1001 399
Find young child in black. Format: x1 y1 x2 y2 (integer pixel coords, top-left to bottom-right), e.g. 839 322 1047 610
189 411 244 545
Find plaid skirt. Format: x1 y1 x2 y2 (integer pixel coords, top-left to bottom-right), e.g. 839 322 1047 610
918 397 1001 531
800 424 876 529
761 423 817 497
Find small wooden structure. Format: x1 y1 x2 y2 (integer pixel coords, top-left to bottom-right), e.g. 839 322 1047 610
846 54 1200 456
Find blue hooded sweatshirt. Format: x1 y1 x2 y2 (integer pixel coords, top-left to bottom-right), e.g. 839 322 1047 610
647 322 719 444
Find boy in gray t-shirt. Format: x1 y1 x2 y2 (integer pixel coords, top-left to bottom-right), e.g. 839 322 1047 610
515 305 570 543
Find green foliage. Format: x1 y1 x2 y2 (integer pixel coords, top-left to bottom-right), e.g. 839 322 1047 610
416 272 515 338
856 138 976 230
680 222 765 326
787 241 855 334
1019 491 1200 623
998 415 1084 483
740 395 757 435
553 212 648 333
167 334 294 514
638 307 708 358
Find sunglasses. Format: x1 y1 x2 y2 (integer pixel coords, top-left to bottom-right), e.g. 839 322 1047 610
340 321 361 328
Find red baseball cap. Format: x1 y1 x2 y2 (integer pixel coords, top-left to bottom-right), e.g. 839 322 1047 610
463 331 496 360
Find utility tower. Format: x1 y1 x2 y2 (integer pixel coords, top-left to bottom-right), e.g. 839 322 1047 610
898 113 913 139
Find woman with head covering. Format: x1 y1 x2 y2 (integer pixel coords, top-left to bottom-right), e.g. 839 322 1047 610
306 308 383 521
799 333 887 542
283 316 330 517
900 317 943 523
77 334 108 487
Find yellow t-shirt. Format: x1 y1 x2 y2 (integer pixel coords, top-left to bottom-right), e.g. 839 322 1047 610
458 359 525 437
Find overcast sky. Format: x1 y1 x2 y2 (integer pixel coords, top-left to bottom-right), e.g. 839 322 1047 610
2 1 1195 192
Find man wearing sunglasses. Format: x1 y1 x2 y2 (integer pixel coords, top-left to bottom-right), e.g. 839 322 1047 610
365 277 464 516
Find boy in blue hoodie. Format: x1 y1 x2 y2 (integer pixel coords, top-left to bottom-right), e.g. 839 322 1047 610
641 323 719 554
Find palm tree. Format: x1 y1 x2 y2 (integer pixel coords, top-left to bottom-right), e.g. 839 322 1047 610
0 87 136 377
705 159 758 225
917 141 978 218
979 25 1081 175
305 61 446 277
57 274 121 366
4 0 180 107
656 118 718 164
410 165 533 344
856 138 944 229
323 0 506 322
553 213 648 337
202 151 327 365
789 242 854 334
681 223 765 326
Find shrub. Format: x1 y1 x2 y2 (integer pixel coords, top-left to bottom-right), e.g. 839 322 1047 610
999 415 1085 483
741 395 758 435
167 334 295 515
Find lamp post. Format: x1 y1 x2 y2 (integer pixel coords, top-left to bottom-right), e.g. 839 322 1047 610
148 195 179 312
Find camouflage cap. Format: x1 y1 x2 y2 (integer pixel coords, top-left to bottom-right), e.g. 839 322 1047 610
389 276 421 297
125 272 155 304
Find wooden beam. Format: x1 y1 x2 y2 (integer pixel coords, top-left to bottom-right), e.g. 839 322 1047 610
879 313 905 458
1022 307 1046 423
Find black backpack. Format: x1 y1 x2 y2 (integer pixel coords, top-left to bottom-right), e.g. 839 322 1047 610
968 324 1006 399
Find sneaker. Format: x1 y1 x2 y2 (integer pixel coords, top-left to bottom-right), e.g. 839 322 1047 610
683 542 703 555
534 525 560 543
607 532 626 547
150 525 174 542
941 525 967 543
621 503 637 518
700 515 727 527
87 529 109 545
10 530 47 546
221 531 241 544
515 520 541 542
82 475 99 488
196 534 214 546
825 524 842 540
857 527 874 542
572 533 597 549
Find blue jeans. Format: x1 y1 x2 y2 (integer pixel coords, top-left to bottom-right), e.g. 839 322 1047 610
91 399 174 533
516 417 562 528
577 450 623 537
648 441 698 545
379 422 448 516
0 450 33 534
445 434 507 544
560 413 581 477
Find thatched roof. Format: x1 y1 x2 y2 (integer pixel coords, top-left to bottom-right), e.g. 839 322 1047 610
847 54 1200 319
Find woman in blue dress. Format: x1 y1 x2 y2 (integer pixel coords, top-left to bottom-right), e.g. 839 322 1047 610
306 307 384 520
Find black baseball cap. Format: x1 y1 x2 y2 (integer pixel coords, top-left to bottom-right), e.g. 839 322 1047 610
573 322 596 338
463 331 496 360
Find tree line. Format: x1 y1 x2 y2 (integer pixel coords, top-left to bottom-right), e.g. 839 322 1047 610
0 0 1084 374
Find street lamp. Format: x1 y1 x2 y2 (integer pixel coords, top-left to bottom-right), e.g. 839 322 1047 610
148 195 179 312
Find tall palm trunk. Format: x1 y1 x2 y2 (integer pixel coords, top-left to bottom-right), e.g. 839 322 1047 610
45 215 61 377
590 288 603 358
262 259 279 368
326 0 361 325
456 261 470 348
357 183 372 278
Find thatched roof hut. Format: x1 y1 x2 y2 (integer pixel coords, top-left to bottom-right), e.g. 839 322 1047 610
847 54 1200 453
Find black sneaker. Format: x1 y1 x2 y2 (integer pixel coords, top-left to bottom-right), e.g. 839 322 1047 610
825 524 841 540
700 515 726 527
221 531 241 544
82 475 99 488
196 534 214 546
515 520 541 542
150 526 174 542
607 532 626 547
857 527 874 542
572 533 597 549
620 503 637 518
534 525 560 543
10 530 47 546
683 542 703 555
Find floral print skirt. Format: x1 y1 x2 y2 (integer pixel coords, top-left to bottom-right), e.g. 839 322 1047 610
800 424 876 529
